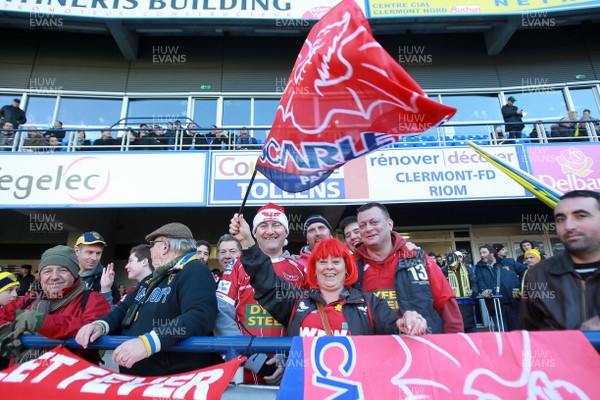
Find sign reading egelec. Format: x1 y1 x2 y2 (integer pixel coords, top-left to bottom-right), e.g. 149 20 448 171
1 0 365 19
0 152 208 208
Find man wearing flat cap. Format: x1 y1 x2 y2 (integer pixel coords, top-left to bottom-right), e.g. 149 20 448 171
0 245 110 367
297 214 334 270
501 96 525 143
76 222 223 376
74 231 120 306
0 98 27 129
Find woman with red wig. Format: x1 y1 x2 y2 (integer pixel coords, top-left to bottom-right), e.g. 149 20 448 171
229 213 427 336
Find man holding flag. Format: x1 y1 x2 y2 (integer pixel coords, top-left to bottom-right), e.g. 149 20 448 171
216 202 305 384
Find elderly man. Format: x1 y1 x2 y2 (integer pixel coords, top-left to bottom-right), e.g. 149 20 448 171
520 190 600 331
76 222 223 376
0 246 110 366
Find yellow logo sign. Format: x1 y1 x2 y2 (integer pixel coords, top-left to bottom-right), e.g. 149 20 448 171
373 289 398 312
245 304 283 328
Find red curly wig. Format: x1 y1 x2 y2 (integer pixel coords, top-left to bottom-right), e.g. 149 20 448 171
306 238 358 289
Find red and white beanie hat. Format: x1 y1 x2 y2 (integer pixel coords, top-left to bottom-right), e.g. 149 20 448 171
253 202 289 234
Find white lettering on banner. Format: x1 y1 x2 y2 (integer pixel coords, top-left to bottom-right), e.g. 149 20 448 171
143 370 224 399
81 373 135 394
365 147 527 201
237 181 341 199
31 353 79 383
539 174 600 192
117 377 169 395
58 366 109 388
0 351 79 383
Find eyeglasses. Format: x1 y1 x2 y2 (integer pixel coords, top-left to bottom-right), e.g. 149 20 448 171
149 240 166 247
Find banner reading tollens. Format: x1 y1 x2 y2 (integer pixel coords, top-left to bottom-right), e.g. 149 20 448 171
368 0 600 18
0 0 365 19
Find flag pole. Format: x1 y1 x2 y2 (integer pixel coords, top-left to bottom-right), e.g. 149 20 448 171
238 169 258 216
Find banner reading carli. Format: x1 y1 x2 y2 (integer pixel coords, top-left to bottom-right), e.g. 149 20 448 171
527 144 600 193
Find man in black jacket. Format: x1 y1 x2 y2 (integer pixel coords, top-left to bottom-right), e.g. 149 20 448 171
520 190 600 331
0 99 27 128
75 222 223 376
501 96 525 142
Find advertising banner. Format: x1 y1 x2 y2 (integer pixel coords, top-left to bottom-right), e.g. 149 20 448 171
0 152 208 208
1 0 365 20
0 346 244 399
354 145 531 203
209 151 348 206
208 146 531 206
368 0 600 18
526 144 600 193
280 331 600 399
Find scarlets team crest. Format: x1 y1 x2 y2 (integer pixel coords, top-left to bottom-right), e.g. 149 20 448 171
256 0 456 193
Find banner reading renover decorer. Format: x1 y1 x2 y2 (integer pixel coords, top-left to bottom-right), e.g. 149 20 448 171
0 0 365 19
0 152 208 208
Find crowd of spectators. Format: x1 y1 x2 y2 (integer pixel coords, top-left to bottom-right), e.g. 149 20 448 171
0 191 598 384
0 119 264 152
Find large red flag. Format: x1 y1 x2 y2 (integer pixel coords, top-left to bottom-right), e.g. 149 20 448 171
255 0 456 193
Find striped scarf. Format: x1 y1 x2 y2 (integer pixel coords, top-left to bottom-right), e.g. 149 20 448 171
447 265 471 297
14 279 86 364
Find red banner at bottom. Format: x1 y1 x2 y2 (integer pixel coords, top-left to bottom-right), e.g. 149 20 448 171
0 346 243 400
280 330 600 399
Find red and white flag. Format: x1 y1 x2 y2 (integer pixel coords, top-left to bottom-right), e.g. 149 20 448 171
256 0 456 192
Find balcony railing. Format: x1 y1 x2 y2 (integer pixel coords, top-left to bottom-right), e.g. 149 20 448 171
1 119 598 153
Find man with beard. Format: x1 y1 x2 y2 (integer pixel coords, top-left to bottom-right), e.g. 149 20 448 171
476 244 527 331
520 190 600 331
297 214 334 270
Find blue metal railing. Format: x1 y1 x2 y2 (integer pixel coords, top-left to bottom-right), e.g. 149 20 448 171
20 332 600 355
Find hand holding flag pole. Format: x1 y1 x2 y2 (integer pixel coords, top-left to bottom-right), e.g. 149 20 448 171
236 0 456 213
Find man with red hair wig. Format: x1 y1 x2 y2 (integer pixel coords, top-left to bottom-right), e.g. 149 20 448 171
229 214 428 337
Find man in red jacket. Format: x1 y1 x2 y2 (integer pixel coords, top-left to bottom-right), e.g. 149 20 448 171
354 203 463 333
0 245 110 367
